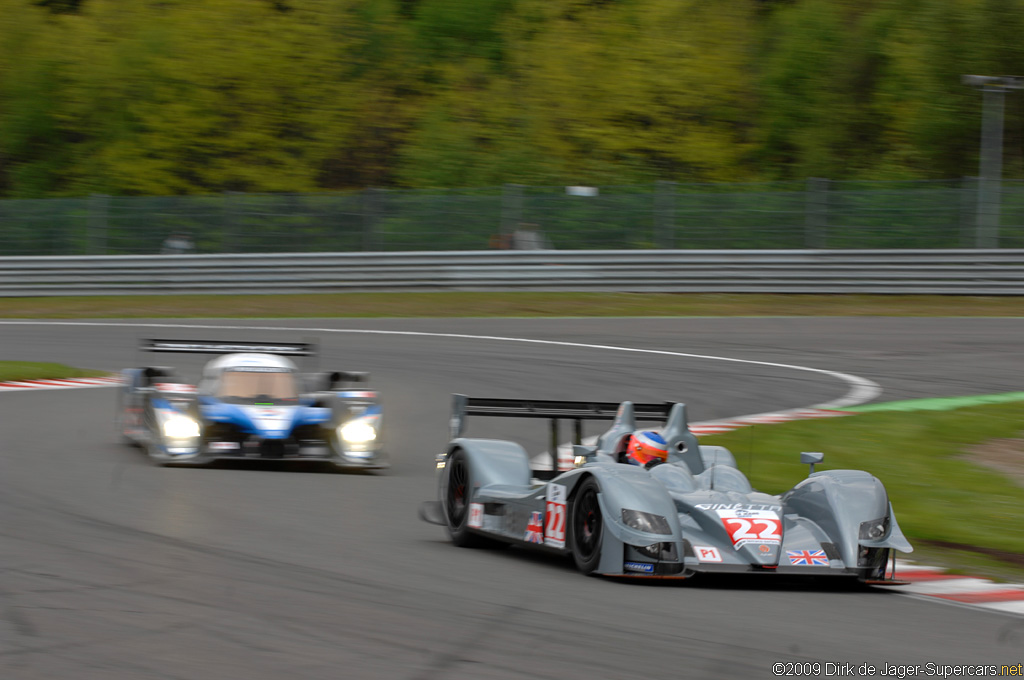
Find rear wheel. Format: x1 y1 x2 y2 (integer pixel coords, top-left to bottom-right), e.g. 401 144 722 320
570 477 604 574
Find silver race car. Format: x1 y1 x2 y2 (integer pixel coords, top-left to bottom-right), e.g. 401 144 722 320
420 396 912 581
117 339 387 469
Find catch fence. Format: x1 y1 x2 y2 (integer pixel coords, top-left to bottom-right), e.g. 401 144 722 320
2 179 1024 256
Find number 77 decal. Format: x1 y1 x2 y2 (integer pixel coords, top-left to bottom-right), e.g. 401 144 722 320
716 509 782 548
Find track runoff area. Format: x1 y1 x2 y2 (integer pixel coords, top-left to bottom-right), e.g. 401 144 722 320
2 320 1023 620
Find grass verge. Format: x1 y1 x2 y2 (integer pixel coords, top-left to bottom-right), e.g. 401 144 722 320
0 292 1023 319
0 361 108 382
700 401 1024 582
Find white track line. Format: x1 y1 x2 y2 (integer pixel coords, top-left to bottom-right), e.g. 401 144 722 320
0 320 880 408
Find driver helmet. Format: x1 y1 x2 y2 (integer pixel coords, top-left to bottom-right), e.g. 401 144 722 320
626 431 669 467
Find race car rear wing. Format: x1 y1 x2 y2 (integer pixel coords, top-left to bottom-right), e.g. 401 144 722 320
142 339 315 356
450 395 672 470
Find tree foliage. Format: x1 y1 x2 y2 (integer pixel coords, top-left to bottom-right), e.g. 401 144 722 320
1 0 1023 197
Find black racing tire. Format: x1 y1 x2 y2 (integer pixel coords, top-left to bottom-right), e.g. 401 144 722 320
570 477 604 574
115 408 136 447
444 450 485 548
114 388 138 447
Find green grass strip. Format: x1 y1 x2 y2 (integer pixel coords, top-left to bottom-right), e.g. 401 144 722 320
0 361 108 383
847 392 1024 413
1 292 1023 319
700 401 1024 577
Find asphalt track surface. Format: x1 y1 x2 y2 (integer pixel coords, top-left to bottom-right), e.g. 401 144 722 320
2 317 1024 680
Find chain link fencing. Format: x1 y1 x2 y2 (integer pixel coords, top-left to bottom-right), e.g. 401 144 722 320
2 179 1023 256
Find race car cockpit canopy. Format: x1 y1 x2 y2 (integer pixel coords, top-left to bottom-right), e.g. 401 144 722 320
200 353 300 405
217 368 298 405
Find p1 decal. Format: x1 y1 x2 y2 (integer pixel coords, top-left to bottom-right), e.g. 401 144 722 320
787 549 829 566
339 390 377 399
694 546 723 563
544 483 567 549
155 383 196 394
468 503 484 529
716 508 782 549
524 511 544 544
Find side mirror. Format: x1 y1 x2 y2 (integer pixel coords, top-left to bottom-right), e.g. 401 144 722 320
334 371 370 387
573 444 598 467
800 451 824 474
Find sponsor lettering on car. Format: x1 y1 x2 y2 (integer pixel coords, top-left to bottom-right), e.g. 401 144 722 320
695 503 782 513
468 503 484 529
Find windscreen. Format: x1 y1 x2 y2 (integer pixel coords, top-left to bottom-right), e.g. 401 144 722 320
696 465 753 493
650 462 699 493
217 369 298 405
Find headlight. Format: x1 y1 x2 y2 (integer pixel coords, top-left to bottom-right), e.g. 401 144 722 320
162 415 200 439
859 516 890 540
340 419 377 444
622 509 672 535
634 542 678 561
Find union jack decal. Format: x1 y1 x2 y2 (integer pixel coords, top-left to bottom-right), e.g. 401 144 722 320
787 549 829 566
524 511 544 544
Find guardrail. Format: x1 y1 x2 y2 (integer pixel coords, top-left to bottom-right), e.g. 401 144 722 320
2 250 1023 296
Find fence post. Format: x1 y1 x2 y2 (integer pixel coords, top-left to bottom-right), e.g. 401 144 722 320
804 177 830 248
501 183 523 241
959 177 978 247
361 188 382 252
222 191 236 254
88 194 109 255
654 181 677 248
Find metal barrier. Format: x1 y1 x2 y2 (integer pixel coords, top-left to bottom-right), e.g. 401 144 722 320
2 250 1023 296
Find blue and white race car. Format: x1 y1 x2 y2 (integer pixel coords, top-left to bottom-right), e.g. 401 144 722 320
117 339 387 469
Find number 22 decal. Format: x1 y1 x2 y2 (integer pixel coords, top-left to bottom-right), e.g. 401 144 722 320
544 483 567 548
717 510 782 548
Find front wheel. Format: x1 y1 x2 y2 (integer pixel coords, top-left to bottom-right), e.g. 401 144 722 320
115 388 139 446
444 450 484 547
570 477 604 574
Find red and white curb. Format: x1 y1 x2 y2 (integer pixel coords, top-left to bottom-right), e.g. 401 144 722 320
0 376 121 392
893 561 1024 616
688 408 855 436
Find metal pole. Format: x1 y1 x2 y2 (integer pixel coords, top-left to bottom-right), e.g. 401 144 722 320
362 188 381 252
977 86 1005 248
88 194 108 255
963 75 1023 249
958 177 976 248
550 418 559 472
654 181 676 248
222 191 234 254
